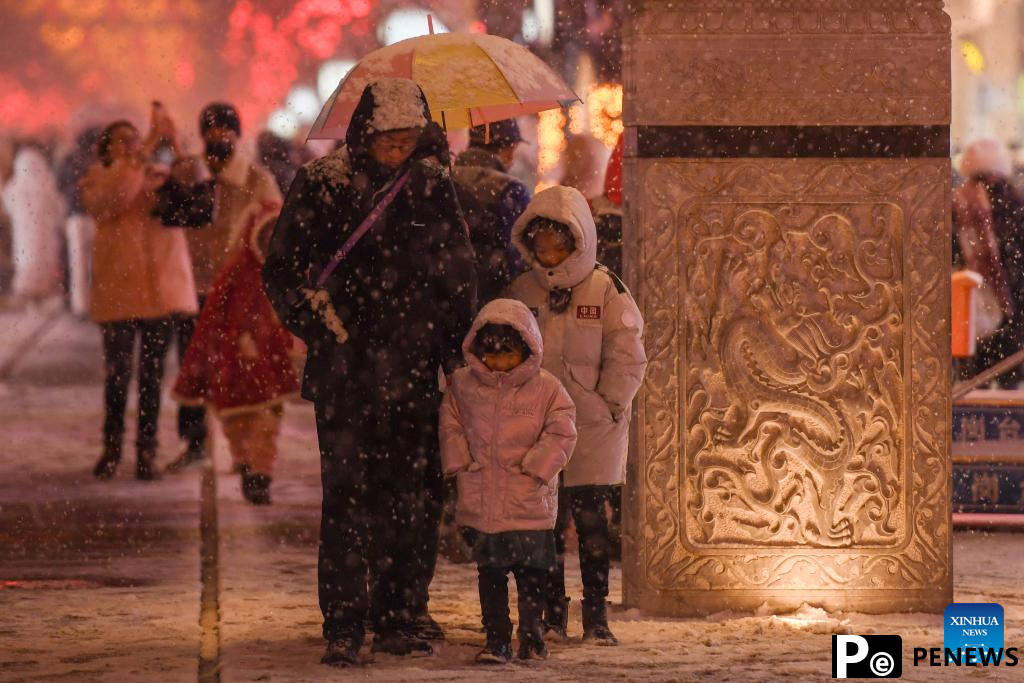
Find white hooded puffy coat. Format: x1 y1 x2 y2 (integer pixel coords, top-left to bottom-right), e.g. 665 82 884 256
440 299 577 533
508 186 647 487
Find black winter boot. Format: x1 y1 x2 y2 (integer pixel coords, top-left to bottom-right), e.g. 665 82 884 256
135 449 161 481
543 596 570 642
517 583 549 660
321 635 362 667
370 630 433 657
581 599 618 646
517 627 549 660
402 611 445 641
241 473 272 505
93 448 121 480
475 639 512 664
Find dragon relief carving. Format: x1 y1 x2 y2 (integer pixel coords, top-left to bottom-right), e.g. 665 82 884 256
628 159 951 596
683 202 905 549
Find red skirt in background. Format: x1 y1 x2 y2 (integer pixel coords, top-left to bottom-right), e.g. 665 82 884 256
173 210 299 415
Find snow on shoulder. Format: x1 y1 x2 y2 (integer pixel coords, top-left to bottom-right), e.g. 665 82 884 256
368 78 428 134
306 145 352 189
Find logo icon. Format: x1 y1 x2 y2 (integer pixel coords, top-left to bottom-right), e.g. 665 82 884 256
833 635 902 678
944 603 1004 664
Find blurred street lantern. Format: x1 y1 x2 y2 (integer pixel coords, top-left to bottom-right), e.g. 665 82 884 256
317 60 357 103
587 82 623 149
267 108 301 140
0 0 384 136
537 107 566 180
962 40 987 75
285 86 322 124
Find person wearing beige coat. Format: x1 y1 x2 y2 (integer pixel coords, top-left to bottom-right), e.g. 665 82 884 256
165 102 283 474
508 185 647 646
80 119 197 481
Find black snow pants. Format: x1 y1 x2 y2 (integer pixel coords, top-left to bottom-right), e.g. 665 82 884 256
314 396 443 643
100 317 173 457
546 483 615 615
479 564 546 645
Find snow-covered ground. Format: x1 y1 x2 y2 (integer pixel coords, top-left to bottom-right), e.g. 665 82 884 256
4 311 1024 682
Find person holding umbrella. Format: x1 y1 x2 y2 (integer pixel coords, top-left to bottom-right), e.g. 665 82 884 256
262 78 476 666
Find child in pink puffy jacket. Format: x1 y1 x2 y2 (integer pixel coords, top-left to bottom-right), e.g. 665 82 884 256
440 298 577 664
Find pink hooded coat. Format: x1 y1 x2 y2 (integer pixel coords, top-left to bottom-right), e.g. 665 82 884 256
440 299 577 534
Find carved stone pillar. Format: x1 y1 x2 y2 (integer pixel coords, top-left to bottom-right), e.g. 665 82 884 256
622 0 953 615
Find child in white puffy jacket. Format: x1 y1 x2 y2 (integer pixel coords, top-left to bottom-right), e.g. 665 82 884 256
508 185 647 646
440 298 577 664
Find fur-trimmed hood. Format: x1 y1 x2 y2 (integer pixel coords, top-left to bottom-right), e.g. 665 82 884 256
512 185 597 290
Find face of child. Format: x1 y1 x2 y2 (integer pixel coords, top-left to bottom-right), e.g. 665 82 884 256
482 346 525 372
369 128 421 169
532 229 574 269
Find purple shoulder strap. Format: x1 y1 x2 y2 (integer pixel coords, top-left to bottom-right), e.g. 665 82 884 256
316 169 412 288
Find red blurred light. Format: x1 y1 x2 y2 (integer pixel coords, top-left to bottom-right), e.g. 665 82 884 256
228 0 254 31
0 91 31 125
175 60 196 88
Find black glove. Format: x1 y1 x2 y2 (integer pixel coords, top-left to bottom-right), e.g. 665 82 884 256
153 178 215 227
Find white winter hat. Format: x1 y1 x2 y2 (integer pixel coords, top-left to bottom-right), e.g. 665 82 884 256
961 138 1012 179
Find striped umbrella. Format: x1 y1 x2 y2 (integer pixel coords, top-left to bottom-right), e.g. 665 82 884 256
308 32 578 139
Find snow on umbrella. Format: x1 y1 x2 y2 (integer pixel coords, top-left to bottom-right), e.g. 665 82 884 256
307 32 578 139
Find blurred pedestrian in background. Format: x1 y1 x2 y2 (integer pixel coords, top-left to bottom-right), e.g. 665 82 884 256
80 112 197 480
590 134 623 276
257 130 300 196
0 135 14 294
2 139 66 303
452 119 531 305
173 204 299 504
954 138 1024 388
164 102 282 473
57 126 101 317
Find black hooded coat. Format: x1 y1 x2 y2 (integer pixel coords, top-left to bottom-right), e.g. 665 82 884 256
262 82 477 638
263 85 477 406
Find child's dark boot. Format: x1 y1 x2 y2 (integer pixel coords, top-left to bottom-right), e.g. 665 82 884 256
581 599 618 646
517 626 549 660
543 596 570 642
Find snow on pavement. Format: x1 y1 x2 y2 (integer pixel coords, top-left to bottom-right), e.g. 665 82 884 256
1 315 200 682
4 312 1024 682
